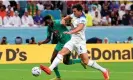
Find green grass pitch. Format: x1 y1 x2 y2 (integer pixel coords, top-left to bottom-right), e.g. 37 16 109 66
0 62 132 80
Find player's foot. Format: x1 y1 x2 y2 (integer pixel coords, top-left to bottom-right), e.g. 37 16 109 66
102 69 110 80
80 61 87 69
40 65 52 75
50 77 61 80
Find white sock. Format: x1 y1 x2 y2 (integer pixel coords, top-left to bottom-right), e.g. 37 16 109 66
88 60 106 72
49 54 63 71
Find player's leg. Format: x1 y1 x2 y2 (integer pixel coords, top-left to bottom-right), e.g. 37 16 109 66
80 53 109 80
63 53 71 65
80 53 106 71
40 47 71 75
77 43 109 80
71 51 78 59
72 51 87 69
63 52 81 65
50 50 61 80
40 41 74 75
63 52 86 69
71 52 81 64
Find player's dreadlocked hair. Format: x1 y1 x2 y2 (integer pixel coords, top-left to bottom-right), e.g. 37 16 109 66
72 4 83 11
43 15 52 22
43 15 52 25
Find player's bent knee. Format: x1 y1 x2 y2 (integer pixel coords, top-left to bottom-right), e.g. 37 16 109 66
58 48 70 56
82 60 88 65
80 53 89 65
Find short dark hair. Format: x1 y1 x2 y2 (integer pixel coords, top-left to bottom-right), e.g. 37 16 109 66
15 36 22 44
31 37 35 40
2 36 6 39
72 4 83 11
128 36 132 41
43 15 52 22
84 10 88 13
1 5 6 10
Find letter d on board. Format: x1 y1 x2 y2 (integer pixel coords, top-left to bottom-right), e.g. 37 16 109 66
6 49 16 61
91 48 101 60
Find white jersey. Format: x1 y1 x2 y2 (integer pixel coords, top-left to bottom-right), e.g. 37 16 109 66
70 13 86 42
64 13 87 54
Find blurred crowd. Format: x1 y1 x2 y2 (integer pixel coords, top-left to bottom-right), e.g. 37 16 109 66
84 1 133 26
0 0 132 27
0 36 133 45
0 36 37 45
86 36 133 44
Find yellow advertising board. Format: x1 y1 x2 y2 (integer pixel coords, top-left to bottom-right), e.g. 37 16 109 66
0 44 133 64
87 44 133 62
0 45 55 64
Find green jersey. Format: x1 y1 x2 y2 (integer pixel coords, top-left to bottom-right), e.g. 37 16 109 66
47 20 71 51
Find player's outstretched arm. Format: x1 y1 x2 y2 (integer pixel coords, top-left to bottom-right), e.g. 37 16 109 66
64 23 84 34
63 15 72 21
61 15 72 26
38 36 51 45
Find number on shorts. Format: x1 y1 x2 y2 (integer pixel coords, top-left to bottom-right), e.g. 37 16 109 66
80 46 82 51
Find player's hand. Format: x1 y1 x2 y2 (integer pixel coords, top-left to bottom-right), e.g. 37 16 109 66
63 31 71 34
61 19 66 26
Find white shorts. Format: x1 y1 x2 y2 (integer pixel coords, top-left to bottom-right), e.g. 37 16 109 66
64 40 87 55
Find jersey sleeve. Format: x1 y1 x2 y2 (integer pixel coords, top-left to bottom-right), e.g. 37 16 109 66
79 17 86 25
70 14 75 18
54 20 61 25
54 20 64 28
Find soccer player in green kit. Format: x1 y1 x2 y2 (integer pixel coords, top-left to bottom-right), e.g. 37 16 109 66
38 15 86 80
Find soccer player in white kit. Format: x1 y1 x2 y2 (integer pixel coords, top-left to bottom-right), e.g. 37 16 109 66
40 4 110 80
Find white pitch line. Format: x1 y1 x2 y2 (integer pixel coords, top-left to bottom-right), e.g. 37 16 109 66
60 70 133 73
0 69 132 73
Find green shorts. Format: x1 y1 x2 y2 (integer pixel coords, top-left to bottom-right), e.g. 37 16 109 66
55 42 65 51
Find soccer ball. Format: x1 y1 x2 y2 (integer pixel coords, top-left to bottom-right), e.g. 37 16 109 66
32 67 41 77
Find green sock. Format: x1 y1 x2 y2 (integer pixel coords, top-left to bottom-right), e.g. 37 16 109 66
72 58 81 64
69 58 81 64
53 67 61 78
